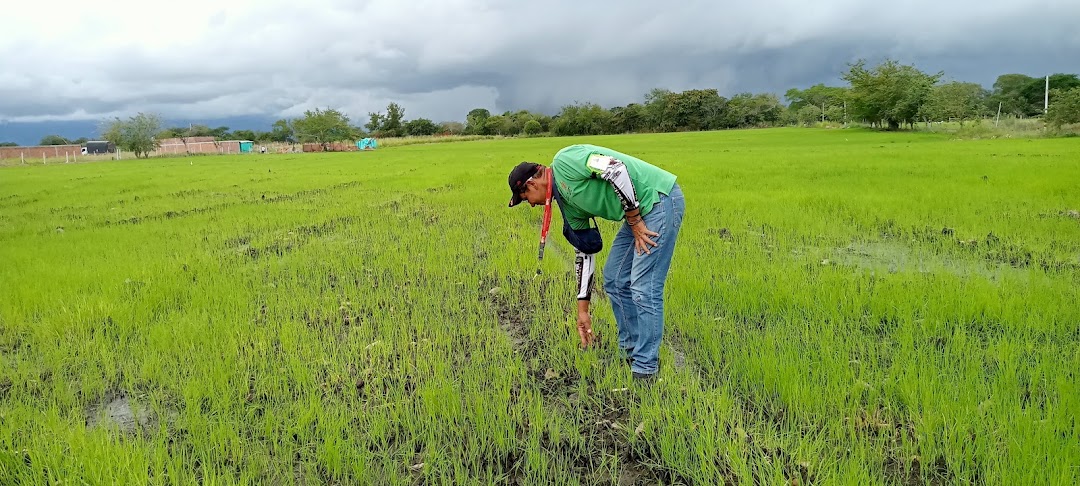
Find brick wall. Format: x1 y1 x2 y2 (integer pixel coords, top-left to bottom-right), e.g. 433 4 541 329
302 142 358 152
154 138 251 155
0 144 84 160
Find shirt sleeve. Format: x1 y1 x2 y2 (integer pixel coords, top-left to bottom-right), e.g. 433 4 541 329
586 153 639 212
574 251 596 301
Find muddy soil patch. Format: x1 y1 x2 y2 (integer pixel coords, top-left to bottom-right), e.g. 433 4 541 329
664 332 694 374
85 391 156 435
528 358 693 484
260 181 361 204
483 275 685 484
483 277 544 360
823 241 1031 279
230 215 359 261
884 454 952 486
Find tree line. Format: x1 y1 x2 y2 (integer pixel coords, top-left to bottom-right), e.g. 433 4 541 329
11 58 1079 156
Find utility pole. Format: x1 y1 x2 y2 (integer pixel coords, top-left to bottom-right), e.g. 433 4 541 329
1045 75 1050 114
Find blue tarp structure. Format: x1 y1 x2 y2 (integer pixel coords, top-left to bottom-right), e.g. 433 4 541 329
357 138 378 150
239 141 254 153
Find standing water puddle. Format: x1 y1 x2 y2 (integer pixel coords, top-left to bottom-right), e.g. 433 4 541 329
820 241 1029 281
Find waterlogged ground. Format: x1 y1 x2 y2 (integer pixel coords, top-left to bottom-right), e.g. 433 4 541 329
1 128 1079 484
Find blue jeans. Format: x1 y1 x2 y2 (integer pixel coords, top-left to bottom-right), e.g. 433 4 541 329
603 183 685 375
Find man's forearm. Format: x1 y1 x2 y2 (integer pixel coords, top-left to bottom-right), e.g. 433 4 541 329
574 251 595 300
577 299 590 314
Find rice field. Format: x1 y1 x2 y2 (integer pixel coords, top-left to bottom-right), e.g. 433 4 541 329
1 128 1078 485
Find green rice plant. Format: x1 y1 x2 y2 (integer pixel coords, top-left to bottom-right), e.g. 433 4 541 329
1 127 1077 484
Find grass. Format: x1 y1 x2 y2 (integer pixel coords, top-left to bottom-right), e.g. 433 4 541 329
1 127 1078 484
912 117 1080 139
376 134 507 147
0 152 118 168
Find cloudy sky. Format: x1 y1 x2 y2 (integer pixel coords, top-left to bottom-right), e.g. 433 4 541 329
2 0 1078 139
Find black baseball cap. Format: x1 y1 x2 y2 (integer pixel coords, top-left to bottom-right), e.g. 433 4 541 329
507 161 541 207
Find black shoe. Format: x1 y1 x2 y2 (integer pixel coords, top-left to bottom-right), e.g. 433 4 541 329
632 371 657 383
628 357 660 370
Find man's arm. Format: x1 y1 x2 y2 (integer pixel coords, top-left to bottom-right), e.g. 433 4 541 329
574 251 596 301
563 215 599 347
586 154 639 214
575 250 596 348
561 213 601 303
586 153 658 254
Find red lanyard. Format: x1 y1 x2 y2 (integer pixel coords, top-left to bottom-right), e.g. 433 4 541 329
538 169 554 265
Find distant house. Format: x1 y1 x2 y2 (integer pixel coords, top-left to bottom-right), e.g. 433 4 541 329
82 141 115 154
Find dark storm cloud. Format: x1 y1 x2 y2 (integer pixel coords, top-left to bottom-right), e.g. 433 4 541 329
2 0 1078 125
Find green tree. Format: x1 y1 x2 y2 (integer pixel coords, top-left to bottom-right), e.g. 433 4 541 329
438 121 465 135
843 59 942 129
465 108 491 134
230 129 258 141
269 119 294 143
825 105 846 124
502 110 534 135
643 88 676 132
988 74 1035 117
724 93 785 128
532 113 554 133
552 102 613 136
156 127 183 139
250 131 272 142
785 84 848 111
1046 87 1080 128
403 118 439 136
523 120 542 135
668 89 727 131
184 124 214 137
0 142 19 147
786 84 848 124
921 82 989 125
796 105 822 126
1020 74 1080 116
100 112 163 158
483 115 514 136
209 126 230 139
292 107 354 145
365 112 384 133
610 103 647 133
380 102 406 137
72 137 89 145
39 135 71 145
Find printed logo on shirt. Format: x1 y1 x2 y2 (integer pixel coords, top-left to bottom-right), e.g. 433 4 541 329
586 154 616 172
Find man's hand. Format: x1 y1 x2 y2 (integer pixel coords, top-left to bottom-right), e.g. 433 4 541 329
630 219 659 255
577 311 595 349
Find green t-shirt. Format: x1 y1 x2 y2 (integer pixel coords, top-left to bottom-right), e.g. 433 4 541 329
551 144 677 230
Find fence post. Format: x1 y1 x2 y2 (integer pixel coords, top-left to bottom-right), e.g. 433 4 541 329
43 153 47 164
66 153 70 163
21 152 25 164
